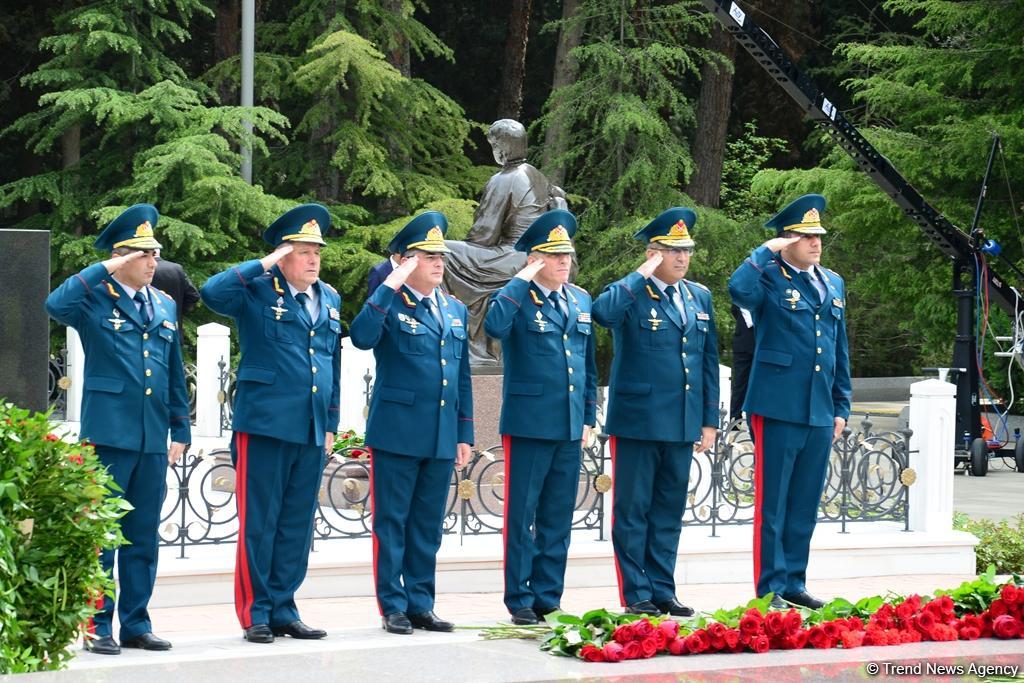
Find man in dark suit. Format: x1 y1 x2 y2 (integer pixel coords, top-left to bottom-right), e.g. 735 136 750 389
201 204 342 644
46 204 190 655
151 251 200 332
728 194 851 610
349 211 474 635
484 209 597 626
592 207 719 618
367 254 399 298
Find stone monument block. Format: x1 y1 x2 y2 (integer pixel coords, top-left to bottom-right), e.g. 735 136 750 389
0 229 50 413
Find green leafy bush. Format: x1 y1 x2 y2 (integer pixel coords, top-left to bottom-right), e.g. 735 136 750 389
954 511 1024 575
0 403 128 673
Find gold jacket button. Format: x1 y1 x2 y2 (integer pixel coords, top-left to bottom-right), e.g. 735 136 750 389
442 379 448 386
440 340 445 346
815 365 821 372
815 314 821 320
309 348 315 355
565 350 571 356
312 366 318 374
563 334 568 341
310 330 315 337
440 399 446 406
145 369 152 377
312 386 318 393
685 384 690 391
143 350 149 358
145 387 152 396
569 385 575 392
568 368 574 374
441 359 447 366
142 333 149 340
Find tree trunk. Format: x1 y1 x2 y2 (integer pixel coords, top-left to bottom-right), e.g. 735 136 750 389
685 23 736 207
496 0 533 120
381 0 411 77
215 0 241 104
541 0 583 187
61 126 82 235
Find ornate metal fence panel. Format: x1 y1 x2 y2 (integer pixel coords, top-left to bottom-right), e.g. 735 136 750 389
47 349 68 419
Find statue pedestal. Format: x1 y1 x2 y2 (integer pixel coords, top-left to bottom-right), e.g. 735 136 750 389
470 371 504 452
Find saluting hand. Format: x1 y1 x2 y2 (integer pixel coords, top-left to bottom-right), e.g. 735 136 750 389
102 250 145 274
514 258 546 282
259 243 294 271
383 255 419 291
763 235 802 253
636 251 663 279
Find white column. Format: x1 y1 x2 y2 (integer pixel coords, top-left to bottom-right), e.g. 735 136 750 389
908 378 957 533
719 363 732 424
196 322 231 437
337 337 375 434
65 327 84 422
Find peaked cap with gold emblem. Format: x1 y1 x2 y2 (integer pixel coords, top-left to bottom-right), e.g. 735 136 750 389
634 207 697 248
388 210 452 254
764 193 827 235
514 209 578 254
94 204 162 251
263 203 330 247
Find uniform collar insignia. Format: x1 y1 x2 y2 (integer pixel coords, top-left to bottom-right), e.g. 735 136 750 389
529 289 545 306
645 284 661 301
103 281 121 299
272 276 286 295
401 290 417 308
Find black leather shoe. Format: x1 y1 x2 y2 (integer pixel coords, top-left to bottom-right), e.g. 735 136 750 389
272 620 326 639
534 605 560 618
625 600 661 616
654 597 695 617
510 607 538 625
409 611 455 632
783 591 826 609
243 624 275 643
767 595 789 610
121 632 172 651
83 635 120 655
382 612 414 634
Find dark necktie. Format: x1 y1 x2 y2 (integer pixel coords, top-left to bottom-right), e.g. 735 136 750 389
134 291 151 325
548 291 565 325
664 285 686 326
422 296 441 327
799 271 824 303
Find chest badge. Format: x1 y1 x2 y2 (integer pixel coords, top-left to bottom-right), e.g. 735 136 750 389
108 308 125 331
535 310 548 332
648 308 662 331
271 297 288 321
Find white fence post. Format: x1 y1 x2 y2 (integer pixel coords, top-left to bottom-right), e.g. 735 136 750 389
196 322 231 437
908 378 957 533
64 327 84 423
719 363 732 424
338 337 375 434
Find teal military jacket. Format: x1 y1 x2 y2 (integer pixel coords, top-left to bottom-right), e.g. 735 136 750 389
485 278 597 441
200 260 342 446
593 271 720 442
349 284 474 459
728 245 851 427
46 263 191 452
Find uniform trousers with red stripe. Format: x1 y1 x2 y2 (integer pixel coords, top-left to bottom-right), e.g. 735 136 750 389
230 431 324 629
502 436 581 614
369 449 453 616
610 437 693 606
750 414 832 599
91 445 167 640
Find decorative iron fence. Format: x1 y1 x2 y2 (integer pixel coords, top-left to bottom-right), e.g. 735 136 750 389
47 349 68 419
158 414 913 557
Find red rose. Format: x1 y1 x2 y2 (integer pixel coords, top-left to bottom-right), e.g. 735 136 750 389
602 642 625 662
931 624 959 641
904 594 922 612
623 641 643 659
783 630 808 649
723 629 741 651
959 614 983 632
706 622 727 651
580 645 606 662
959 626 981 640
840 630 865 648
651 629 668 651
862 631 881 646
67 452 84 465
667 637 687 656
44 432 60 442
640 636 659 658
739 612 763 637
806 626 832 649
989 599 1009 618
992 615 1021 639
895 601 916 624
612 624 632 645
631 618 654 639
822 621 841 640
937 595 954 615
923 600 945 621
764 611 786 637
1001 584 1021 605
914 610 936 633
847 616 864 631
750 634 770 653
658 619 680 640
686 630 710 654
784 609 803 635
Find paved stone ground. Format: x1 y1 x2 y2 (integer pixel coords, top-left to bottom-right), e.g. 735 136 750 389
8 574 1024 682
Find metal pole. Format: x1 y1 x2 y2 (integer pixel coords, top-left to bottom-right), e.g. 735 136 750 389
240 0 254 183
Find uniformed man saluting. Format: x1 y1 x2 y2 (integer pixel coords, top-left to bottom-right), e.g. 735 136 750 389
592 207 720 618
201 204 342 643
46 204 190 655
484 209 597 626
728 194 851 610
349 211 474 635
